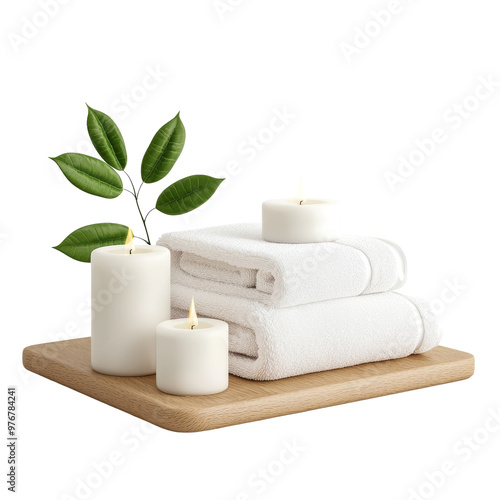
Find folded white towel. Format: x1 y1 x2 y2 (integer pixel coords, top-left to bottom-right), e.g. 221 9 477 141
158 223 407 307
170 283 442 381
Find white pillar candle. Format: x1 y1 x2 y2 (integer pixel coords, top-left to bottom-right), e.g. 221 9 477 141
91 245 170 376
156 301 228 396
262 199 341 243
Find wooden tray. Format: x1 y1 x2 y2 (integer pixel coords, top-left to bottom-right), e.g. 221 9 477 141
23 338 474 432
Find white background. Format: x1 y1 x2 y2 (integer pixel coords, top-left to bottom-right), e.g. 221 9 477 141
2 1 499 499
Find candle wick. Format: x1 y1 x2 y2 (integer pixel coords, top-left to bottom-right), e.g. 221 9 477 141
129 249 133 255
190 325 195 330
299 200 304 205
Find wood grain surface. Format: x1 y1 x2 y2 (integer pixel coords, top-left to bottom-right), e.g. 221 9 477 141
22 338 474 432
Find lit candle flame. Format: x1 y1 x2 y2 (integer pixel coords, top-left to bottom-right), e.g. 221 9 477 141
297 178 306 205
125 228 135 254
187 297 199 330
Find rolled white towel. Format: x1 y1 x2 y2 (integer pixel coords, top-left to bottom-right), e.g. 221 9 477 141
180 252 257 287
170 283 442 381
158 223 407 307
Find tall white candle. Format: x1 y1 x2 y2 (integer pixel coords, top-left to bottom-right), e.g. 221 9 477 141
262 198 341 243
156 300 228 396
91 245 170 376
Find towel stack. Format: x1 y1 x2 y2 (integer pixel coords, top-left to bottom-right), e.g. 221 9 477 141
158 224 442 381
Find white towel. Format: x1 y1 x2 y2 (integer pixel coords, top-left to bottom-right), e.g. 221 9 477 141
158 223 407 307
170 283 442 381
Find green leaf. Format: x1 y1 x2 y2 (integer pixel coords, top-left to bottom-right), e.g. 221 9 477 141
53 223 134 262
156 175 224 215
86 104 127 170
141 112 185 183
50 153 123 198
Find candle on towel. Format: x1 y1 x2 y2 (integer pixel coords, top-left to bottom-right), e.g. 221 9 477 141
262 181 340 243
91 243 170 376
156 299 228 396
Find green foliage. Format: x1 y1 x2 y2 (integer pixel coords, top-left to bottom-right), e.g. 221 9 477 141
86 105 127 170
51 105 224 261
53 224 133 262
50 153 123 198
141 112 185 183
156 175 224 215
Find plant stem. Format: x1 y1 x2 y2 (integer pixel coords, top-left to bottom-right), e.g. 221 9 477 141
137 181 144 199
124 171 151 245
144 207 156 221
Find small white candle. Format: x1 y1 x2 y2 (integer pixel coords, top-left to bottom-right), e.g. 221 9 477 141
156 299 228 396
262 194 341 243
91 244 170 376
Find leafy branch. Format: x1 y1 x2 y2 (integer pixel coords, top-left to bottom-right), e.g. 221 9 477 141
123 170 151 245
51 105 224 262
